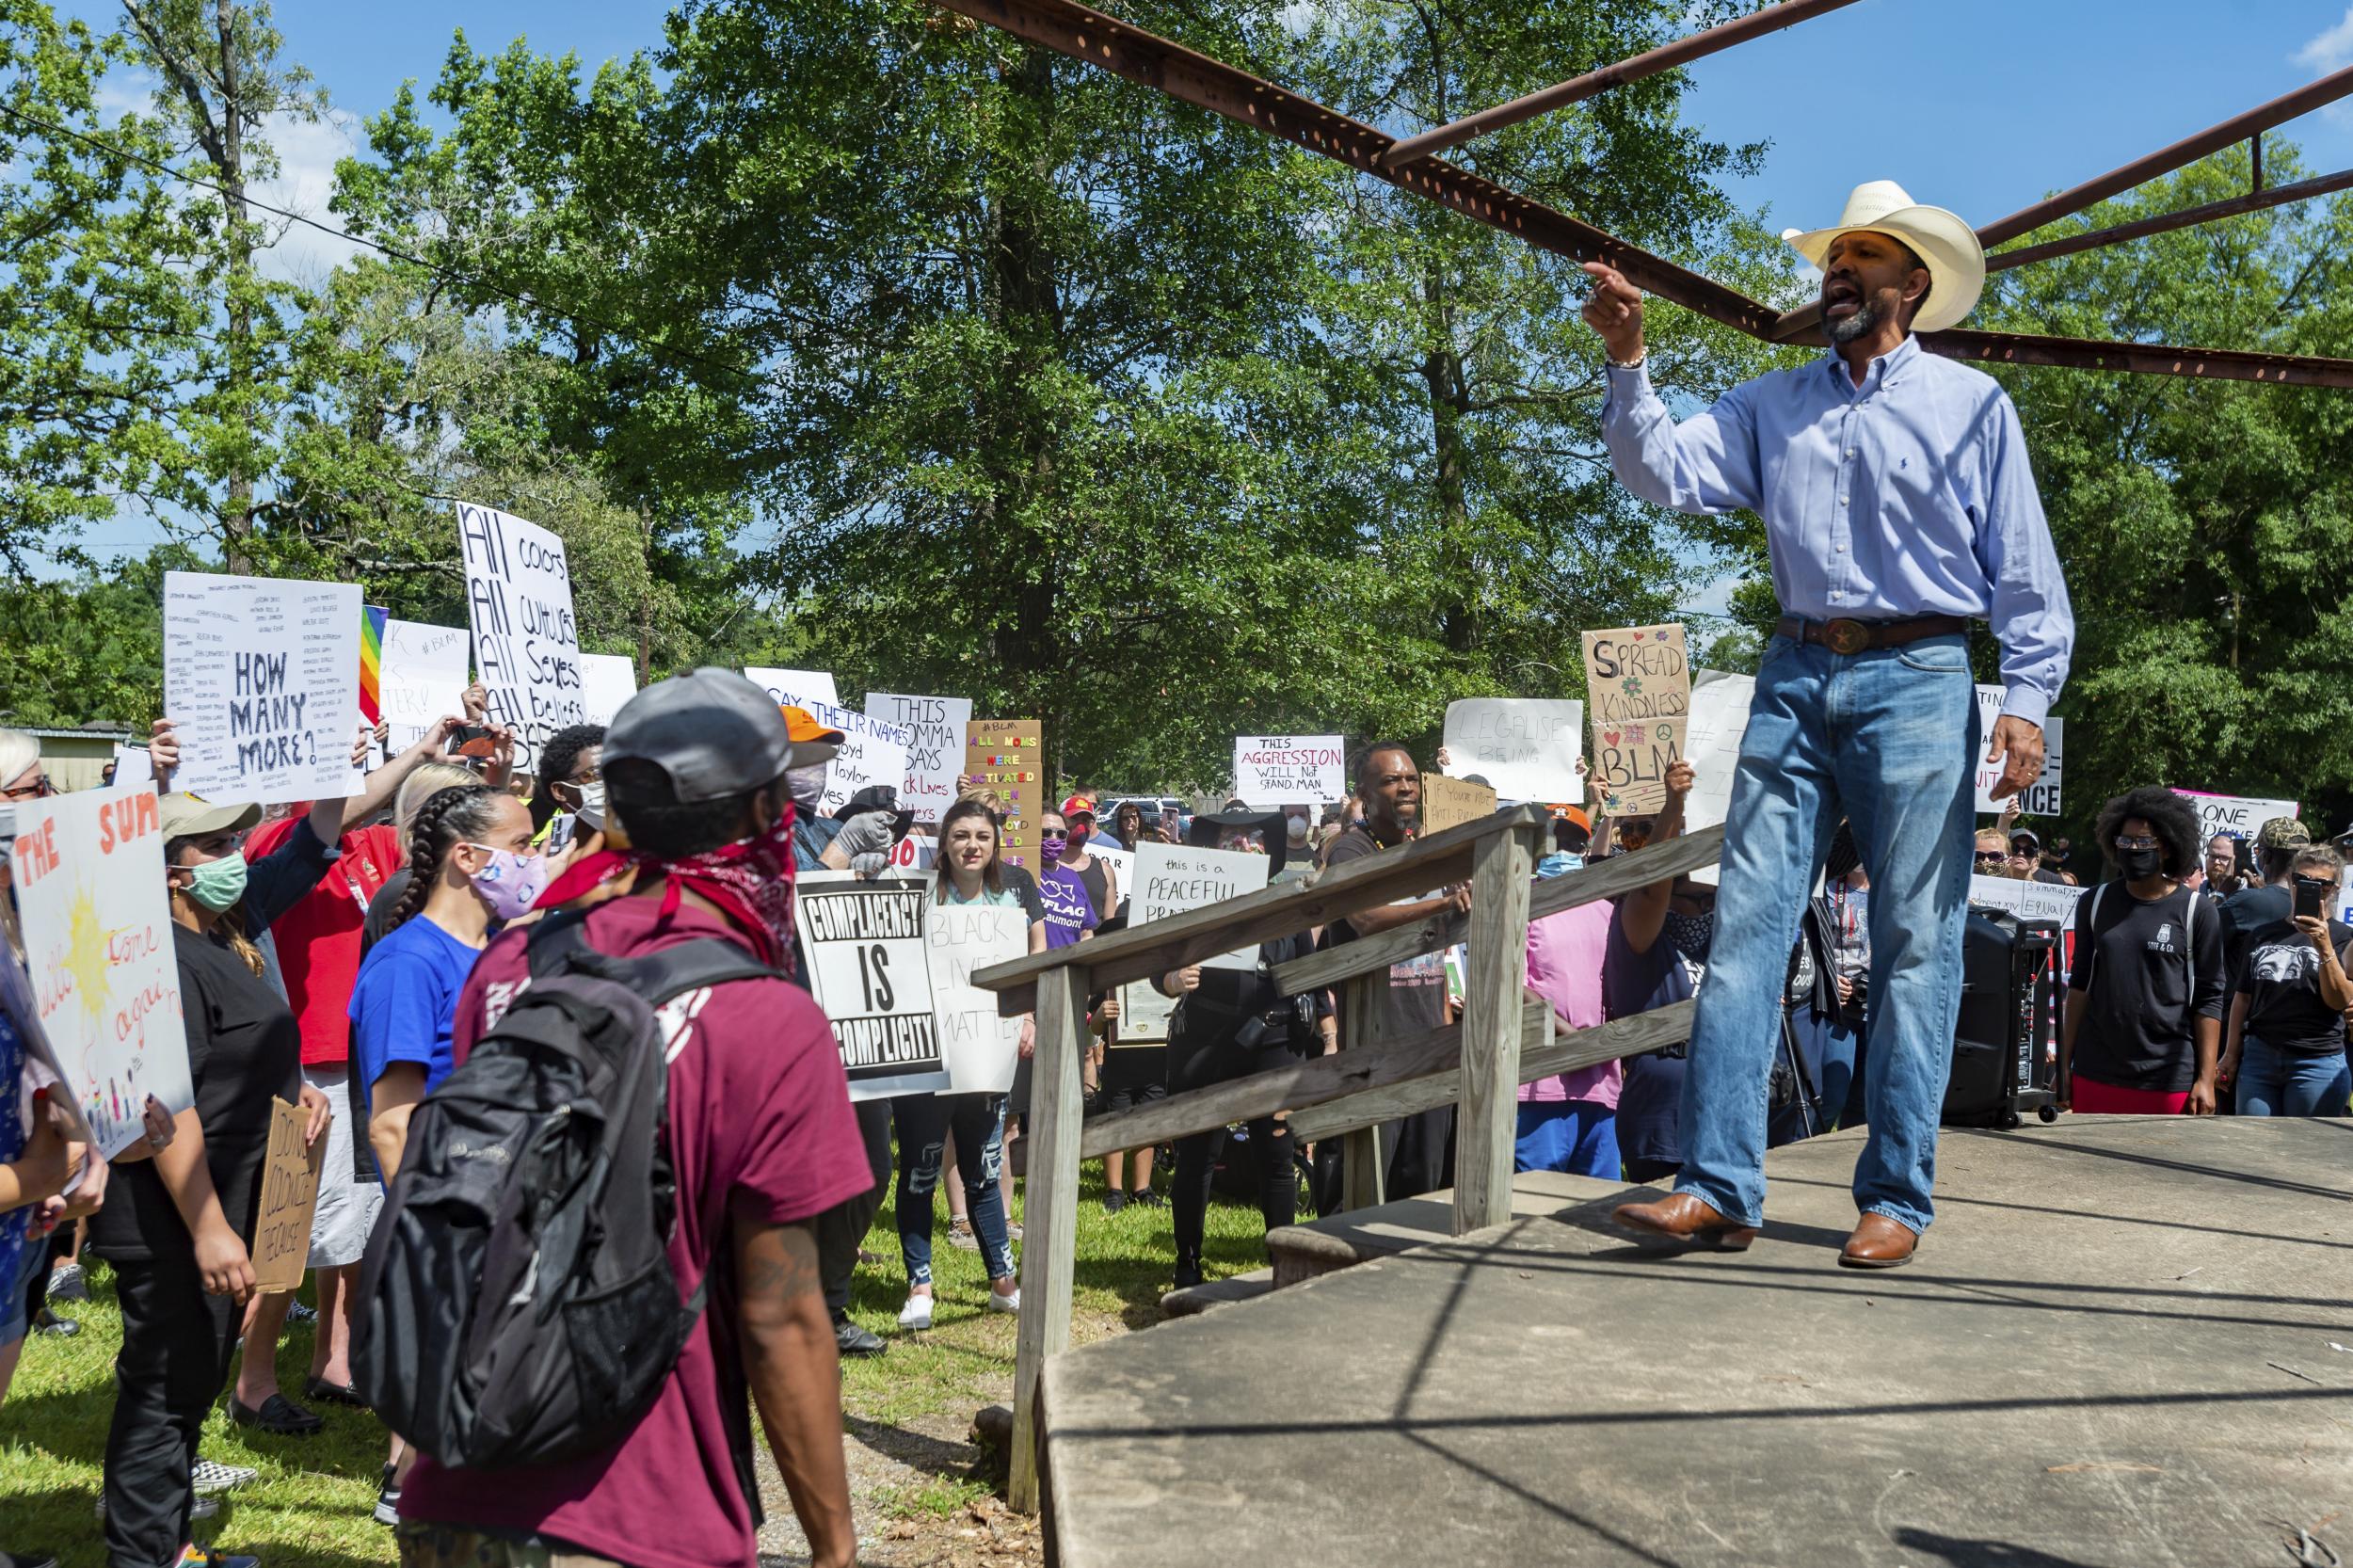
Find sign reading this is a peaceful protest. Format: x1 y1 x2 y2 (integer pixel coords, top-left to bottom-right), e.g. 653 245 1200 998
380 618 472 754
968 719 1044 866
1232 735 1345 807
163 571 365 805
457 502 584 772
8 789 194 1158
924 901 1029 1094
1581 623 1689 816
1440 698 1583 802
867 694 973 824
1972 685 2065 815
252 1096 328 1294
793 873 949 1099
1119 841 1272 1043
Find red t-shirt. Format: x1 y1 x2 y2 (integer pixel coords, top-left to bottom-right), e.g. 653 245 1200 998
400 894 872 1568
242 818 402 1066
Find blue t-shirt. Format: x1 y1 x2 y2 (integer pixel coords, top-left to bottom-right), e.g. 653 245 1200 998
348 915 484 1105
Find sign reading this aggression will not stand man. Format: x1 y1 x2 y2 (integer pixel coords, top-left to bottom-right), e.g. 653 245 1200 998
457 501 584 772
866 694 973 824
163 571 365 805
792 873 950 1100
1580 623 1689 816
1440 698 1583 803
1232 735 1345 807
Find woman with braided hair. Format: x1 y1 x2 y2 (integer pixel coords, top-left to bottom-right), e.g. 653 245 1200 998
345 781 540 1526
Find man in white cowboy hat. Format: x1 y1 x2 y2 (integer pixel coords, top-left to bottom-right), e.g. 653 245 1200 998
1581 181 2074 1268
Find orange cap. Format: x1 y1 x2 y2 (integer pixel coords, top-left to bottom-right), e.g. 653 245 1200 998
778 706 846 746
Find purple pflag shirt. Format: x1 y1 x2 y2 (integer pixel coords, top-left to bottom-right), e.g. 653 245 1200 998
1601 335 2073 726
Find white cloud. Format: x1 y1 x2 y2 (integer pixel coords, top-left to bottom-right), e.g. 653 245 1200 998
2296 5 2353 73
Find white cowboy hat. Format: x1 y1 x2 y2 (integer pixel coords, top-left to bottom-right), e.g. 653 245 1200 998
1782 180 1985 336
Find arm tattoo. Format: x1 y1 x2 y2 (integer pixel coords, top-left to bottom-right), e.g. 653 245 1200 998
739 1221 824 1304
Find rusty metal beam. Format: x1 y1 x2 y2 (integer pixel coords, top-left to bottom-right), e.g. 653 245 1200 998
1379 0 1865 170
937 0 2353 392
1977 64 2353 248
1985 166 2353 271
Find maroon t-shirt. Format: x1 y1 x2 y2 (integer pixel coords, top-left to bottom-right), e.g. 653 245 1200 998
399 895 872 1568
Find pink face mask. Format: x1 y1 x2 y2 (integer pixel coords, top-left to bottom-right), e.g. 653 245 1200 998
466 844 551 921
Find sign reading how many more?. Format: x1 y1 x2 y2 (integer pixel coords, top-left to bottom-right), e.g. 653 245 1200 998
457 501 584 773
1581 623 1689 816
163 571 366 806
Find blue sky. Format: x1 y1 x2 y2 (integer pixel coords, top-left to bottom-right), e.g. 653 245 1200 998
47 0 2353 578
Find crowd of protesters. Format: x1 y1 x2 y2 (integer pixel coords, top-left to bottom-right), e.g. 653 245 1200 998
3 681 2349 1568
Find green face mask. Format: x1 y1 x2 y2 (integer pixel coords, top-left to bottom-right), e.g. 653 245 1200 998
179 854 248 913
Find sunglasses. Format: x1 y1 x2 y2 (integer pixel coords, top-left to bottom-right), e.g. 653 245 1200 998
0 776 56 801
1617 824 1654 851
2113 835 2161 851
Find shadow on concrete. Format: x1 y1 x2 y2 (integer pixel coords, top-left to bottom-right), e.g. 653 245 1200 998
1889 1527 2108 1566
1944 1127 2352 1204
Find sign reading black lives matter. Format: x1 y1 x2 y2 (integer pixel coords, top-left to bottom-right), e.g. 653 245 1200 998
163 571 365 806
793 873 951 1099
456 501 584 772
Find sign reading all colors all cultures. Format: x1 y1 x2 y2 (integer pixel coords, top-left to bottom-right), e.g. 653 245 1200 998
8 789 194 1158
163 570 366 806
457 501 585 771
1581 623 1689 816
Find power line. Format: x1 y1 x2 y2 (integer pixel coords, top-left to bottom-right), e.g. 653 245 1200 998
0 98 764 395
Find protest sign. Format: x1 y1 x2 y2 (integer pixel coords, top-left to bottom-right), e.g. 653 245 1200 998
1441 698 1583 802
1582 624 1689 816
1420 775 1497 835
1968 874 2087 926
888 834 937 872
744 667 840 711
793 874 950 1099
0 939 89 1145
457 501 584 772
1972 686 2064 815
252 1096 327 1293
163 570 365 805
1091 844 1134 912
1118 840 1273 1044
924 901 1028 1094
2173 789 2299 840
109 744 152 789
966 718 1043 867
867 694 972 824
359 603 387 725
8 789 193 1158
744 671 918 816
579 653 638 727
1232 735 1345 807
380 618 472 753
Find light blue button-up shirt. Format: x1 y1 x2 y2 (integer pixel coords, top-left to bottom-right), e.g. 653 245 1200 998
1601 335 2073 727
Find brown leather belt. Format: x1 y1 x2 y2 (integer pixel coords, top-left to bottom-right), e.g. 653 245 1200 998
1772 614 1968 656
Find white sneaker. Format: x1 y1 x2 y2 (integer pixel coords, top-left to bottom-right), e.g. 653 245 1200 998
986 1285 1020 1314
897 1293 935 1331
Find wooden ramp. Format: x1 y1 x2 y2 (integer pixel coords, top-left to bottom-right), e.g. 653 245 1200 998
1034 1118 2353 1567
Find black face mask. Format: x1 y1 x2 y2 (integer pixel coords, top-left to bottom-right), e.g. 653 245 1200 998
2120 847 2163 880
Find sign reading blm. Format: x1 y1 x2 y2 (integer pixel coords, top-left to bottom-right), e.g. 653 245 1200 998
163 571 365 805
793 874 950 1100
457 501 584 772
1581 623 1689 815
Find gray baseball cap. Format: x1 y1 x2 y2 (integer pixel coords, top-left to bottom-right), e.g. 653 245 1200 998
603 667 797 804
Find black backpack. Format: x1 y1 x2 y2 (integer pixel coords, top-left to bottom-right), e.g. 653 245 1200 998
352 911 778 1468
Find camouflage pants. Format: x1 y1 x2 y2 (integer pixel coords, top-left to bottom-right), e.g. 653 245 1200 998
396 1522 627 1568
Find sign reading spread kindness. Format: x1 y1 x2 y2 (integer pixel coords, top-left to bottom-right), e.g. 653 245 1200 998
1580 623 1689 816
1233 735 1345 807
457 501 585 772
8 789 194 1158
163 571 365 805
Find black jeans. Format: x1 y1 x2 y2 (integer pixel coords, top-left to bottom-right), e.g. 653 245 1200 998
1167 1032 1304 1266
102 1248 237 1568
815 1097 895 1319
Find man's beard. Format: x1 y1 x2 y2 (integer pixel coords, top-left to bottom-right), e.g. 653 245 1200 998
1826 295 1881 345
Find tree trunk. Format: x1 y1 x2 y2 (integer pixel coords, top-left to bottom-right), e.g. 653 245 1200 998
216 0 256 570
1420 264 1477 656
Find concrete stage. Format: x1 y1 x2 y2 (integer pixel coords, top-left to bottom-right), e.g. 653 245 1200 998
1036 1118 2353 1567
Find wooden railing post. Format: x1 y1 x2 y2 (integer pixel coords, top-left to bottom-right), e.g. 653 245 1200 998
1008 965 1086 1513
1454 822 1537 1235
1338 973 1385 1212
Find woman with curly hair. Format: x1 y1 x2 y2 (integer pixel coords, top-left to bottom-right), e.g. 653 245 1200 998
2058 786 2225 1115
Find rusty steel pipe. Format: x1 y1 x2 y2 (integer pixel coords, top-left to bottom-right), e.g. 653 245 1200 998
1986 165 2353 272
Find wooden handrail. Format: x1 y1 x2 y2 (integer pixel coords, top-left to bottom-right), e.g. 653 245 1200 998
971 804 1551 1011
1271 825 1727 995
1075 997 1551 1160
1288 999 1696 1143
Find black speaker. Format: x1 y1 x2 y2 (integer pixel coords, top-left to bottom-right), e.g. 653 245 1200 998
1943 911 2062 1128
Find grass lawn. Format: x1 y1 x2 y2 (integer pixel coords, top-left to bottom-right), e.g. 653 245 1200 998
1 1150 1295 1566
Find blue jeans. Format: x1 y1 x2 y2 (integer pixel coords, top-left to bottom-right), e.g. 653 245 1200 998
894 1092 1016 1288
1676 632 1978 1234
2234 1035 2353 1117
1514 1101 1620 1178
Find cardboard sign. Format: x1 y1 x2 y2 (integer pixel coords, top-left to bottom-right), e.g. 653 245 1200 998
7 788 194 1157
1441 698 1584 802
578 652 639 727
163 570 366 805
1232 734 1345 807
252 1096 328 1293
457 501 585 772
924 901 1029 1094
1118 840 1273 1045
1420 775 1497 835
866 694 973 824
2173 789 2299 841
381 618 472 753
792 874 950 1100
1972 686 2064 815
1582 624 1689 816
743 667 839 711
966 718 1044 868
